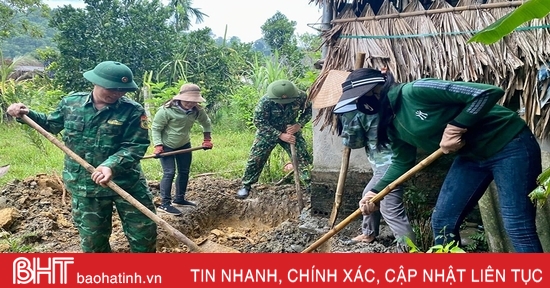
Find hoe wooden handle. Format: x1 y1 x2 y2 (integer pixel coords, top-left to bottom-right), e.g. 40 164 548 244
21 115 203 252
302 148 445 253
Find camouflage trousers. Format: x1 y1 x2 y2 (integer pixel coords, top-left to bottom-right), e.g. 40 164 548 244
71 186 157 253
242 133 312 187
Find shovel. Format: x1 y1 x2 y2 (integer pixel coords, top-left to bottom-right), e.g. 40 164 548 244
21 114 231 253
142 146 206 160
302 148 445 253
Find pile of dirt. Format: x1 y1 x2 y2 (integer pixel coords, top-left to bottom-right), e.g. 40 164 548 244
0 173 397 253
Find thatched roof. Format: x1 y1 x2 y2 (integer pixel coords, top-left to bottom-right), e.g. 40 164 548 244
309 0 550 139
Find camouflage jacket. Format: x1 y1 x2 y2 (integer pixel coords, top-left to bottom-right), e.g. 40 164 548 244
339 110 392 169
253 91 312 141
24 92 150 197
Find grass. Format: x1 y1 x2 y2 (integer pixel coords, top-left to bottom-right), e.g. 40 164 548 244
0 119 312 187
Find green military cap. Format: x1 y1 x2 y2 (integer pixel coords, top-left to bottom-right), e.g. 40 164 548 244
267 80 300 104
83 61 138 91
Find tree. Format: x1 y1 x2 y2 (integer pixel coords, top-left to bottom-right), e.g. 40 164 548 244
49 0 178 92
1 9 57 58
159 28 256 111
0 0 49 41
261 11 297 54
252 39 270 55
168 0 207 31
260 11 306 78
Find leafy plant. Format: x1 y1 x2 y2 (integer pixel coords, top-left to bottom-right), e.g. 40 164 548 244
528 168 550 206
464 230 488 253
228 85 261 129
406 235 465 253
469 0 550 45
403 185 435 252
0 231 36 253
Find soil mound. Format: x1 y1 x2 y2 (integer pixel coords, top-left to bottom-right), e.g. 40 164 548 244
0 174 396 253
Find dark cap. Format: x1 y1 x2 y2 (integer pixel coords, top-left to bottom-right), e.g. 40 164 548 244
333 68 385 113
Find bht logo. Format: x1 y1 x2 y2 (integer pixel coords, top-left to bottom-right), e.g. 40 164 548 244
13 257 74 284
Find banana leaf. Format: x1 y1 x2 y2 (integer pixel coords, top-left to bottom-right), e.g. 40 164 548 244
468 0 550 44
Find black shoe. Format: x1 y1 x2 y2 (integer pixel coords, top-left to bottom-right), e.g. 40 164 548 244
172 199 197 207
157 204 182 216
236 187 250 199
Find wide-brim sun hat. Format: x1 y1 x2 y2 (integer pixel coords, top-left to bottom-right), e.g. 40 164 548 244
333 68 386 114
267 80 300 104
173 83 206 102
83 61 139 91
312 70 350 109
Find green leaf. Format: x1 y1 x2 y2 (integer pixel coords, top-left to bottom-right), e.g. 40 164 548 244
529 185 549 206
469 0 550 44
537 167 550 187
450 246 466 253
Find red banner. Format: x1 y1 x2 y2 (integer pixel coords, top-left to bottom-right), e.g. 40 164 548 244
0 253 548 287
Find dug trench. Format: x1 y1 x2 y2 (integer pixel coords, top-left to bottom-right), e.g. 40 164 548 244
0 173 398 253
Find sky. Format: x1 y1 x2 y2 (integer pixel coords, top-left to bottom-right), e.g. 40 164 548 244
44 0 323 43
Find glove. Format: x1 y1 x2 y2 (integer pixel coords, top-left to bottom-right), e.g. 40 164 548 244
359 191 380 215
202 139 213 149
439 124 467 154
153 145 163 157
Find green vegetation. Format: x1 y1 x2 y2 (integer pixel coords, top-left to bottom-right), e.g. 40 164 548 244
0 230 37 252
0 119 313 188
0 0 319 189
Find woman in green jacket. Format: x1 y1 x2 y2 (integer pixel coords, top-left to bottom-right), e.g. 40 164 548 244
344 69 543 252
151 83 213 216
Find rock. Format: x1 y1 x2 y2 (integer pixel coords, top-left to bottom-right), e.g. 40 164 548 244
210 229 225 237
290 244 304 252
0 196 7 209
0 207 19 230
0 243 10 252
56 214 73 228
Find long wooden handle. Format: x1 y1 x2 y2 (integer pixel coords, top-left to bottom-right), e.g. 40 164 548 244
302 148 445 253
142 146 205 159
328 147 351 227
21 115 203 252
290 143 305 211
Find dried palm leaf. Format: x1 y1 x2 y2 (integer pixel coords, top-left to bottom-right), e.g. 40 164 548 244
459 0 524 104
359 4 395 72
402 0 446 79
377 0 422 82
431 0 491 82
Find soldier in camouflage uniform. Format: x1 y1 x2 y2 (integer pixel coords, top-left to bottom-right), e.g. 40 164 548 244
236 80 312 199
7 61 157 252
334 68 414 251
